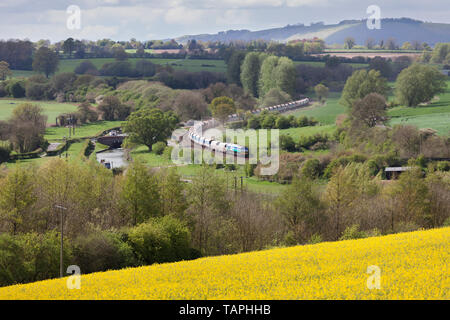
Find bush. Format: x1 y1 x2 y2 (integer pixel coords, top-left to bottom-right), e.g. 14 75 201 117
339 225 367 240
280 134 296 152
74 61 98 75
443 217 450 227
72 230 137 274
0 145 10 163
127 216 192 265
152 141 166 155
307 234 323 244
135 60 156 77
276 116 290 129
301 159 321 179
0 231 71 287
0 82 8 97
25 81 51 100
6 79 26 98
435 161 450 172
100 61 138 77
0 234 28 286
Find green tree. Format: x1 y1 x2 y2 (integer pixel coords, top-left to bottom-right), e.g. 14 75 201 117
325 163 378 239
240 52 265 97
430 43 450 63
340 69 389 108
259 55 297 98
62 38 75 57
386 167 430 230
157 168 187 218
344 37 356 49
123 108 178 151
0 166 36 234
120 159 161 225
275 57 296 97
395 63 447 107
214 103 236 123
259 55 279 97
0 61 12 80
351 93 388 127
32 47 59 78
275 177 323 244
186 166 230 254
314 84 329 103
8 103 47 153
209 96 235 123
98 96 132 121
226 50 245 85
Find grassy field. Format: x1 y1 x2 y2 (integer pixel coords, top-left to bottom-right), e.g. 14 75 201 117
1 227 447 299
279 125 336 139
388 80 450 135
286 93 345 125
10 57 368 79
44 121 123 140
0 99 78 123
130 145 172 167
10 58 228 77
293 61 368 69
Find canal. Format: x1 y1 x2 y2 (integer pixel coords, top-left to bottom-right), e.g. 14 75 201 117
96 148 128 169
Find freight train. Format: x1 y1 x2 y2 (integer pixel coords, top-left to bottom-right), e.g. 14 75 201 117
227 98 310 121
187 98 310 157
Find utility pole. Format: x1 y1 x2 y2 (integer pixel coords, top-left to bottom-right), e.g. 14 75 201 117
55 205 67 278
64 136 68 161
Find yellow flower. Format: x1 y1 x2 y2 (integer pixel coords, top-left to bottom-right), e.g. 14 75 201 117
0 227 448 300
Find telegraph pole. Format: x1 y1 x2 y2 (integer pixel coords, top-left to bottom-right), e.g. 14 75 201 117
55 205 67 278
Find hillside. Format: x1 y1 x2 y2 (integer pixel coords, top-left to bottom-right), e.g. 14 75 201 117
176 18 450 46
1 227 448 300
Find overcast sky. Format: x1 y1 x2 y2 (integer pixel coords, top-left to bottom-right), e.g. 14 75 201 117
0 0 449 42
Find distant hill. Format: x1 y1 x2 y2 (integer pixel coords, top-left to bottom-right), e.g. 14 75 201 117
176 18 450 46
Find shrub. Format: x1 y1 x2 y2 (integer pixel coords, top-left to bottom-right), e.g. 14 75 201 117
0 234 28 286
0 145 10 163
435 161 450 172
0 231 72 287
127 216 192 265
74 61 98 75
301 159 321 179
443 217 450 227
25 81 51 100
6 80 26 98
276 116 290 129
152 141 166 155
280 134 296 152
339 225 367 240
72 230 137 274
100 61 137 77
307 234 323 244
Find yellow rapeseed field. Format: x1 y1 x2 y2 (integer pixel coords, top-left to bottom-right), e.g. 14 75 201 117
0 227 448 299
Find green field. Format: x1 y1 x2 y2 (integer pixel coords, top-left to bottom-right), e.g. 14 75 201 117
388 80 450 135
279 125 336 139
44 121 122 140
10 57 368 79
286 93 346 125
0 99 77 123
11 58 227 77
293 60 368 69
